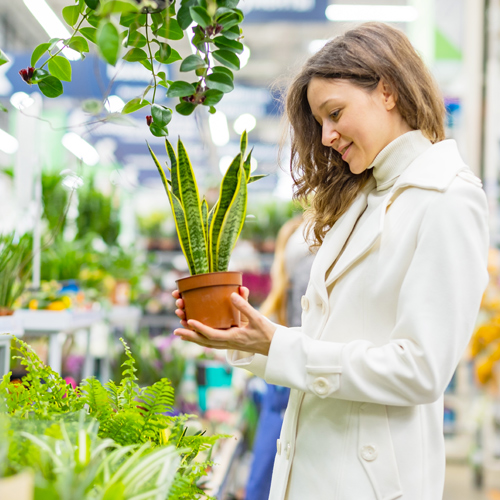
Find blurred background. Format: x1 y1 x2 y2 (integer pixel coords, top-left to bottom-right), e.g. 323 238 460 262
1 0 500 499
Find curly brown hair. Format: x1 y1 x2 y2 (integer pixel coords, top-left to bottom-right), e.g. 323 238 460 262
286 22 446 247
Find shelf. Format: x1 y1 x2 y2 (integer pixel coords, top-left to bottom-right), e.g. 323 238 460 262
0 315 24 337
14 309 102 335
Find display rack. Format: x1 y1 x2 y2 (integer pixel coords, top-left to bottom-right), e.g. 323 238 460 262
0 315 24 377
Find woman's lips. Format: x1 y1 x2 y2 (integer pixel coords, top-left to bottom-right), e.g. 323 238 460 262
342 142 353 161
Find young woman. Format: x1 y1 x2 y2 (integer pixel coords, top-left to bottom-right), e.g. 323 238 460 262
173 22 489 500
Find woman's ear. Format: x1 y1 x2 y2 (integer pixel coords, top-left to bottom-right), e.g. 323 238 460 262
378 80 397 111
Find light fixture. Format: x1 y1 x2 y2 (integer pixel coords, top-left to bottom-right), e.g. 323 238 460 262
233 113 257 135
325 5 418 22
309 39 329 54
23 0 80 60
209 111 230 146
238 45 251 69
219 155 234 176
62 133 100 166
10 92 35 110
0 129 19 154
104 95 125 113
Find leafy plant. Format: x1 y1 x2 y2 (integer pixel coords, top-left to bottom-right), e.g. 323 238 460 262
0 233 32 310
42 172 70 234
0 50 8 112
148 131 266 275
14 0 246 135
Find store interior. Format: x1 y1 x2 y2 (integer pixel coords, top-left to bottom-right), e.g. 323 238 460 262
1 0 500 498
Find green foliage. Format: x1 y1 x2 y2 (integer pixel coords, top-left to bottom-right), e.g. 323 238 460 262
19 0 247 134
0 232 32 309
148 132 266 275
42 171 69 233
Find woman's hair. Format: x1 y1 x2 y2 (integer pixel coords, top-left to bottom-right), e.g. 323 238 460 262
286 22 446 247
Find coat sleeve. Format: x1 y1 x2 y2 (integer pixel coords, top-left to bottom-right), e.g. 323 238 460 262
261 182 489 406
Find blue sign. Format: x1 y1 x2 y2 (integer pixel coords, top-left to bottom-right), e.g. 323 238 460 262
242 0 328 23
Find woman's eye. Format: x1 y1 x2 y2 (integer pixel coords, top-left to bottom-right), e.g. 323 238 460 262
330 110 340 120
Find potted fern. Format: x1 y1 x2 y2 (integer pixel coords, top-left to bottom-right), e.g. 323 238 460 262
148 131 264 328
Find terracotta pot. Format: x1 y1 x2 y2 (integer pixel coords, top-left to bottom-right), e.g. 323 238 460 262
177 272 242 329
0 307 14 316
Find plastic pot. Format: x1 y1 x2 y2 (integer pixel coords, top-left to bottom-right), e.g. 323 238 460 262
176 271 242 329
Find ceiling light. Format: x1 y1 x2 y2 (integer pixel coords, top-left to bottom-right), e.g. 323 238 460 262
325 5 418 22
0 129 19 154
233 113 257 135
238 45 251 69
104 95 125 113
10 92 34 110
209 111 230 147
309 40 329 54
62 133 100 165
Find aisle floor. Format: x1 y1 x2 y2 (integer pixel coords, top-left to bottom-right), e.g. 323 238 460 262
444 464 500 500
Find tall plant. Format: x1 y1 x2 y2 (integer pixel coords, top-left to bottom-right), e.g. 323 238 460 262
148 131 265 275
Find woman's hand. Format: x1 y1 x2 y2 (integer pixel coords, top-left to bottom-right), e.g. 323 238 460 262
171 286 276 356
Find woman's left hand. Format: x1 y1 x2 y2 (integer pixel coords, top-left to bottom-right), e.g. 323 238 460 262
173 291 276 356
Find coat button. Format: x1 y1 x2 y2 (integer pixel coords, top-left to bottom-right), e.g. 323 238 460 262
312 377 330 396
286 443 291 459
301 295 309 311
277 439 281 455
360 445 378 461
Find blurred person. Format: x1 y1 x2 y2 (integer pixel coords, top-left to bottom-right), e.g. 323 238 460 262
245 215 314 500
173 23 489 500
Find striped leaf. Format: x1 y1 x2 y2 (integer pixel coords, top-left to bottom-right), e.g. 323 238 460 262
216 166 247 271
147 143 195 274
210 152 242 269
240 130 247 158
243 148 253 182
201 197 209 249
207 202 218 272
248 174 268 184
177 139 209 274
165 139 180 200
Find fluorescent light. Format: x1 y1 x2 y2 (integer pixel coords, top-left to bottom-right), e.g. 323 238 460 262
0 129 19 154
233 113 257 135
10 92 34 110
238 45 251 69
104 95 125 113
325 5 418 22
62 133 100 166
309 39 329 54
209 111 230 147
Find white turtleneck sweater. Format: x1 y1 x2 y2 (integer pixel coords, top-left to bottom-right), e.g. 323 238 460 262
326 130 432 291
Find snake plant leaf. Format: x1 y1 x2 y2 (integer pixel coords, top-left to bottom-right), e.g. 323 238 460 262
207 202 218 272
147 143 196 274
210 152 242 270
243 148 253 182
216 166 247 271
165 139 180 200
240 130 247 158
177 139 209 274
248 174 268 184
202 197 209 249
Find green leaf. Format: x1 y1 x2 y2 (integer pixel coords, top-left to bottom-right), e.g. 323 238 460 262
154 19 184 40
202 197 209 248
48 38 63 53
152 104 172 127
82 98 103 114
213 36 243 54
202 89 223 106
80 27 97 44
189 6 212 28
177 139 209 274
121 97 149 114
96 20 121 65
212 65 233 78
242 147 251 180
216 166 247 271
163 47 182 64
38 76 64 98
217 12 241 30
126 29 147 48
98 0 140 15
84 0 100 9
62 5 80 26
32 68 49 83
206 72 233 93
248 174 268 184
212 49 240 70
68 36 90 53
140 59 153 71
120 12 146 27
0 102 7 113
240 130 248 159
175 101 196 116
86 14 100 28
221 25 241 40
48 56 72 82
148 142 196 274
165 138 180 199
0 50 8 67
30 43 50 67
215 7 235 19
123 47 148 62
150 122 169 137
166 81 195 98
179 54 206 72
209 105 216 114
154 43 171 64
177 5 193 30
217 0 239 8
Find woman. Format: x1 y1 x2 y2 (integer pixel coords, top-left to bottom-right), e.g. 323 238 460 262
173 22 489 500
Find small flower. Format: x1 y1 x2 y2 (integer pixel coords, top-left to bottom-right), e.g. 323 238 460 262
215 24 223 35
18 67 35 84
206 25 214 37
146 115 153 126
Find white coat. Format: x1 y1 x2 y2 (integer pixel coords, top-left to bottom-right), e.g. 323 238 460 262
229 139 489 500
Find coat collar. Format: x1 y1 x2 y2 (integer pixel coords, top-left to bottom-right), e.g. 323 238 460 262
309 140 470 302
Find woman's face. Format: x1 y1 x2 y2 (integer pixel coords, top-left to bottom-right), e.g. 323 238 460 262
307 77 411 174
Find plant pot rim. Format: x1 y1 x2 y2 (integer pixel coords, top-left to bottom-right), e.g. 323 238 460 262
176 271 242 294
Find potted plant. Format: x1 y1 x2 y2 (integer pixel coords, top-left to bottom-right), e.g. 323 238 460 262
148 131 265 328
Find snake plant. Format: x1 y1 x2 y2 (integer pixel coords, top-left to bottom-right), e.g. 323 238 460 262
148 132 265 275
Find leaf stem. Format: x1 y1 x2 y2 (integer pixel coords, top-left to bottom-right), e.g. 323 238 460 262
145 14 157 104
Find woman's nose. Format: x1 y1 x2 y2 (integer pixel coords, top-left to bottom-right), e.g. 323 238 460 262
322 126 339 148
